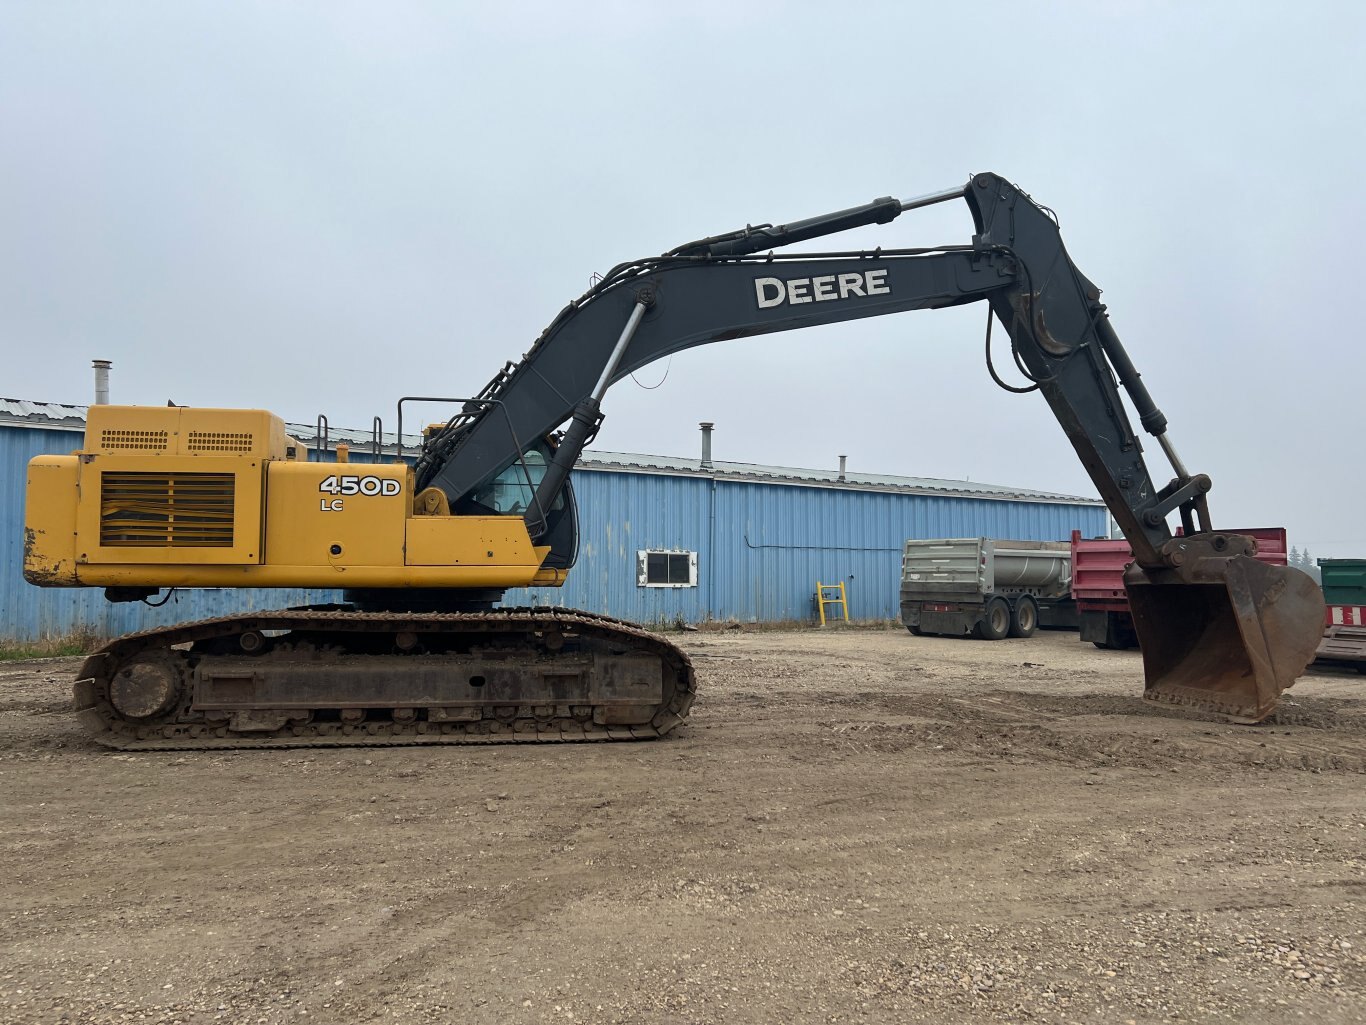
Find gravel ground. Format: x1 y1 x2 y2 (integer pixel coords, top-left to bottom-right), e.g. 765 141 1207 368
2 627 1364 1024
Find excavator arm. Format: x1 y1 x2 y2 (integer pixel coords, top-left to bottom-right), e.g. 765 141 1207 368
418 175 1183 565
413 171 1324 721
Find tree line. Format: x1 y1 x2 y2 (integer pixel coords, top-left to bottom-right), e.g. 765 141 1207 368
1289 547 1322 583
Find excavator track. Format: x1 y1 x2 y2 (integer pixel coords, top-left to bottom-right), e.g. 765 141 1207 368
73 608 695 750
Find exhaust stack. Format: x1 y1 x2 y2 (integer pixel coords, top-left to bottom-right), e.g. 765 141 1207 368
92 360 111 405
699 422 714 471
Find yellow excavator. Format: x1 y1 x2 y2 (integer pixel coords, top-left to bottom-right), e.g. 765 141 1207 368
24 172 1325 749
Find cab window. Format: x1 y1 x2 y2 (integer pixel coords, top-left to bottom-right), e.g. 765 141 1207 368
474 450 561 515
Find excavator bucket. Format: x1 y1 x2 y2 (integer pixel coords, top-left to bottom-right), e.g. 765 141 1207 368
1126 553 1325 723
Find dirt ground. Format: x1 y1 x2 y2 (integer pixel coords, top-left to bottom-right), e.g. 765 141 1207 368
2 627 1364 1025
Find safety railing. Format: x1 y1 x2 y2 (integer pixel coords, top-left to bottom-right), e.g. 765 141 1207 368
815 580 849 626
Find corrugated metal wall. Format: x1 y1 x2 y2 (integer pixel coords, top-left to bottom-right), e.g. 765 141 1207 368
510 471 1108 623
3 424 339 642
3 423 1106 639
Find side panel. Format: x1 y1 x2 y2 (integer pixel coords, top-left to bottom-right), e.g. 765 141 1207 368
264 462 408 569
902 538 1071 598
23 455 80 585
984 540 1071 593
405 516 547 570
24 450 546 589
75 454 265 565
1070 531 1133 604
1073 527 1289 607
900 539 989 600
1320 560 1366 608
84 405 288 458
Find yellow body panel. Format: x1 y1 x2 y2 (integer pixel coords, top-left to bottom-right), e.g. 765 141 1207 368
23 456 81 586
406 517 545 566
74 454 266 565
85 405 291 458
265 461 409 569
23 405 561 592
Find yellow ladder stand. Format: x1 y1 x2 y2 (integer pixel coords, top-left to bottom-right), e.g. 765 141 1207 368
816 580 850 626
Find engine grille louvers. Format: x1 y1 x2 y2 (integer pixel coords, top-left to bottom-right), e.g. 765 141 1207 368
99 471 236 547
186 431 254 453
100 429 169 451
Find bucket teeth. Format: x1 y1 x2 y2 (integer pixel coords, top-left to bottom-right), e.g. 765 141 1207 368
1127 550 1325 723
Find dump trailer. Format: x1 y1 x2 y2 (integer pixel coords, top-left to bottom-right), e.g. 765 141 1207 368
1316 559 1366 672
1071 528 1289 650
900 538 1075 640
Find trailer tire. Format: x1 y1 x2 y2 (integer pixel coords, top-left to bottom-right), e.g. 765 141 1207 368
976 597 1011 641
906 624 924 636
1009 596 1038 638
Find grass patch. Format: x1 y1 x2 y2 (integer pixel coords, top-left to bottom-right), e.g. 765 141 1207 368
0 630 105 661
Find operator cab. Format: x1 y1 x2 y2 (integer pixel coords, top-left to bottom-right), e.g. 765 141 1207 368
461 441 579 571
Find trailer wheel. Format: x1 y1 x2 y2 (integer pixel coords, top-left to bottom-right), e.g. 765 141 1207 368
1009 596 1038 638
906 624 924 636
976 597 1011 640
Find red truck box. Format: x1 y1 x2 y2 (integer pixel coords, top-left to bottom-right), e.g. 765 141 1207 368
1069 527 1288 649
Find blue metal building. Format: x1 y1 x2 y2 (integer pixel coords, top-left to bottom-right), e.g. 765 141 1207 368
511 450 1106 623
1 400 1106 640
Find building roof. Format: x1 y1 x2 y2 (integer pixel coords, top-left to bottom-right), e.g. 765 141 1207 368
2 398 1102 506
0 397 88 428
577 450 1100 504
0 398 416 448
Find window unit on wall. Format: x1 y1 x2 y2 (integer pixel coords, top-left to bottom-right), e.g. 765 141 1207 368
637 550 698 588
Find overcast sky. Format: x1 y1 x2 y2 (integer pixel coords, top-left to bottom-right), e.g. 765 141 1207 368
3 1 1363 555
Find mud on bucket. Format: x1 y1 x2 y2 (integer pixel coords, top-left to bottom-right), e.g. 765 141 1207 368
1126 549 1325 723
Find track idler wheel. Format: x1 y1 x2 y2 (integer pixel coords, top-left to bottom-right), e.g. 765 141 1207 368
108 653 184 721
1126 534 1326 723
